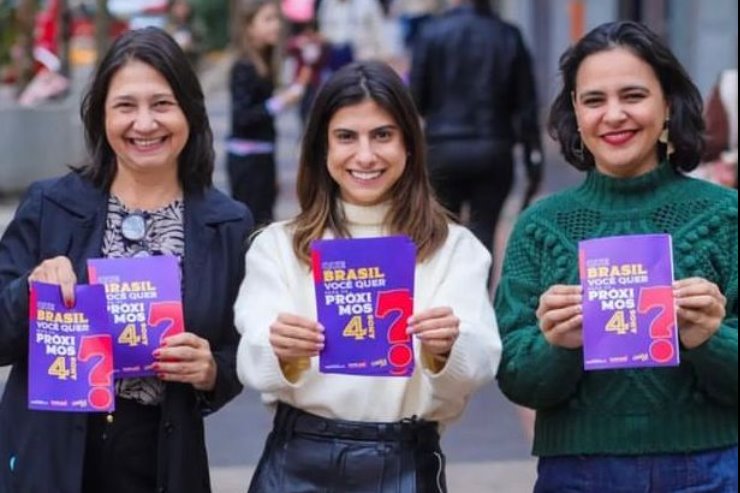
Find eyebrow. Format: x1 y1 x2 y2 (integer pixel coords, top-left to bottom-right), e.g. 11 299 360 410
330 124 398 133
109 92 176 102
577 85 650 99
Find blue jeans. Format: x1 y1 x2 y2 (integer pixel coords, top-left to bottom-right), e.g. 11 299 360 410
534 446 738 493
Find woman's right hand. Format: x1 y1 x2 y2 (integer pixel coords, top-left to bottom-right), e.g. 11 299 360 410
269 313 325 364
28 256 77 307
536 284 583 349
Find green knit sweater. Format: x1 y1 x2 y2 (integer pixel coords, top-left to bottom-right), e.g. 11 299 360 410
495 162 738 457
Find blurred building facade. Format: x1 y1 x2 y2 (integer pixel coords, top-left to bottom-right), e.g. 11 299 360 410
496 0 738 119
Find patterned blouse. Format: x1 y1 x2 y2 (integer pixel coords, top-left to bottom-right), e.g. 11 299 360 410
102 195 185 405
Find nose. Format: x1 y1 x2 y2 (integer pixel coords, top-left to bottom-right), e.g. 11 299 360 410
603 99 626 124
355 137 375 168
132 109 157 132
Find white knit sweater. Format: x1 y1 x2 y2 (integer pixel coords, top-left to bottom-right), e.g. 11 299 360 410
234 202 501 426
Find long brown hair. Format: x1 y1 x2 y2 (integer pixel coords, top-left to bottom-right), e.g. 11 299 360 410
291 61 450 265
233 0 280 81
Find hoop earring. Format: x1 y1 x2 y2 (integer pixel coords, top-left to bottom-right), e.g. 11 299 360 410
659 118 675 157
573 130 585 161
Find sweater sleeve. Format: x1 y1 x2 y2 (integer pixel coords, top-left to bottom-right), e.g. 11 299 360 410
494 216 584 409
234 226 308 393
0 183 42 366
420 229 500 403
681 205 738 407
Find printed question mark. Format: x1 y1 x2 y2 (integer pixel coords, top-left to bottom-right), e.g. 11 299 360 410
77 335 114 410
148 301 185 344
376 289 413 375
638 286 676 363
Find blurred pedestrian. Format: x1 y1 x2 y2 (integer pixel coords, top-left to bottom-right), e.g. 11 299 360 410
284 17 330 123
318 0 392 72
496 21 737 492
409 0 544 261
702 68 737 188
234 60 501 492
390 0 441 50
166 0 202 68
227 0 308 226
0 27 252 493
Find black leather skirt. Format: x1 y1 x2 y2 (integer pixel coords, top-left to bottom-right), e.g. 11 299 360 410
248 402 448 493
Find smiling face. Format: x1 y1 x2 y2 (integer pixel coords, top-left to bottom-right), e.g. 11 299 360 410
105 59 189 181
326 99 407 206
573 47 669 178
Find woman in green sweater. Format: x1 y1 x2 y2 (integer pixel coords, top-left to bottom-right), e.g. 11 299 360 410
495 21 737 492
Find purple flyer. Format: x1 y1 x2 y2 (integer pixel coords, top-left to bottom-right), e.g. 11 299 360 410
28 281 114 412
311 236 416 376
87 256 184 377
578 234 678 370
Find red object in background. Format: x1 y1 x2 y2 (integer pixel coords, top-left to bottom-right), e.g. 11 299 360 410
33 0 61 70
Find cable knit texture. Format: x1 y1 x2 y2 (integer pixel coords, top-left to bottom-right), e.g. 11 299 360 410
234 202 501 427
495 162 738 456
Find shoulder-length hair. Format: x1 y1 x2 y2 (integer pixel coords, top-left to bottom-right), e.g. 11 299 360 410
79 27 213 193
291 61 449 265
548 20 704 172
233 0 280 82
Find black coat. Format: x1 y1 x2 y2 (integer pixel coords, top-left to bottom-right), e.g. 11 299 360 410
0 172 253 493
409 6 541 150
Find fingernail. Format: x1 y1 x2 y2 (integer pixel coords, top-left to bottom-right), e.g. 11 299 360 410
317 324 325 332
157 373 166 380
152 350 161 358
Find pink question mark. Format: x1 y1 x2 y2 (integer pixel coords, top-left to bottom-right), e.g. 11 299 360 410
77 335 114 410
148 301 185 344
638 286 676 363
376 289 413 375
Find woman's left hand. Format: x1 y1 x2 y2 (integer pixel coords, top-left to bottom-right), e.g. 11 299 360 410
674 277 726 349
408 307 460 358
153 332 217 391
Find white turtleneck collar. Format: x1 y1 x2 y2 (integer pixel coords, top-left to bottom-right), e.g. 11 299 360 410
339 200 392 237
340 201 391 226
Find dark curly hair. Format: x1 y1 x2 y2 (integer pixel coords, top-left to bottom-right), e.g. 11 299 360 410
547 21 704 172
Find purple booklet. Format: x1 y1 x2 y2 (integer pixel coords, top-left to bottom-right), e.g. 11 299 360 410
579 234 678 370
311 236 416 376
87 256 184 377
28 282 114 412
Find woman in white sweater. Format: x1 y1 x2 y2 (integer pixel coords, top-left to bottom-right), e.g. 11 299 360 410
234 60 500 492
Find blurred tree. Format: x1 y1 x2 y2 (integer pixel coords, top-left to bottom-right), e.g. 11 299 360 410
190 0 230 51
94 0 110 61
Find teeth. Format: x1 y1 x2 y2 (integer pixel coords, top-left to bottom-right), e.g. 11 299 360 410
349 170 382 180
132 138 163 148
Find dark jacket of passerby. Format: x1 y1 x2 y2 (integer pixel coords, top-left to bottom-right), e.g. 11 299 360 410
409 3 543 252
0 173 249 493
410 5 539 146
